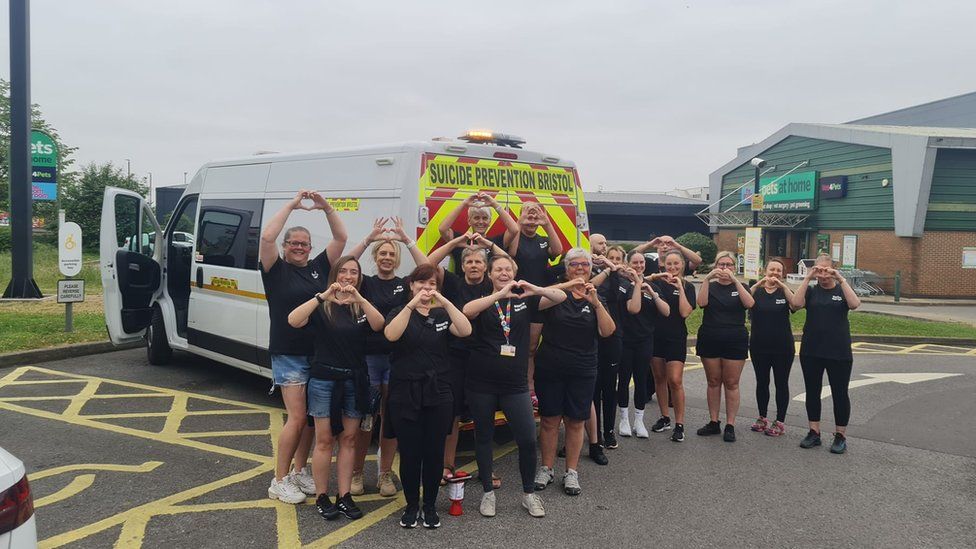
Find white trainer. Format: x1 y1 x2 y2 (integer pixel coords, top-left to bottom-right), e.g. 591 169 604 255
618 409 632 437
268 476 306 504
480 491 496 517
290 467 316 496
633 412 649 438
522 492 546 518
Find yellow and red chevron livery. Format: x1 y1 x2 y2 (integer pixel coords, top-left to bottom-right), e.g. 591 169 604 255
416 153 590 258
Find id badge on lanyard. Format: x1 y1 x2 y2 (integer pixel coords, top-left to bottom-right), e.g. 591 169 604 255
494 300 516 357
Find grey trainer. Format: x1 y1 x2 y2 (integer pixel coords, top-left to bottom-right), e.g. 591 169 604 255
533 466 554 491
563 469 581 496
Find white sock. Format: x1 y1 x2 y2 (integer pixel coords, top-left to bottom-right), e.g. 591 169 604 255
634 409 645 422
618 407 628 419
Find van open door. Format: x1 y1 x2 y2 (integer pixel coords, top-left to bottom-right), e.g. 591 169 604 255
100 187 163 344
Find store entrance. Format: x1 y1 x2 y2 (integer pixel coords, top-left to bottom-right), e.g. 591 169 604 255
765 230 807 275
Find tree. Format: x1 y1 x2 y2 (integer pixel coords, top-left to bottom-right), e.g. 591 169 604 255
61 163 148 251
676 232 717 266
0 78 78 224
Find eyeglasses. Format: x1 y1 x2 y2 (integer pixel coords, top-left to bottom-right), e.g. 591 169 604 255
716 262 735 268
284 240 312 249
568 261 591 268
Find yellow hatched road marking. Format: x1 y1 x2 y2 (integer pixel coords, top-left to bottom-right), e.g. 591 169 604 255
33 475 95 508
31 461 164 480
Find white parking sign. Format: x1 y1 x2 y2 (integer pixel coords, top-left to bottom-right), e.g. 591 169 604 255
59 221 83 276
57 279 85 303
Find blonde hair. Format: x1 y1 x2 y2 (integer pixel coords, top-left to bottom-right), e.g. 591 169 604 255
370 239 402 270
815 253 833 266
468 202 491 220
715 251 736 265
323 256 364 322
606 245 626 261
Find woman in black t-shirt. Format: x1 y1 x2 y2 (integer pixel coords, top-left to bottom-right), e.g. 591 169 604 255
437 191 518 274
383 263 471 528
462 255 566 518
646 250 697 442
534 248 616 497
287 256 384 521
792 254 861 455
617 250 670 440
748 258 796 437
259 189 348 505
345 217 429 498
695 251 755 442
427 233 499 484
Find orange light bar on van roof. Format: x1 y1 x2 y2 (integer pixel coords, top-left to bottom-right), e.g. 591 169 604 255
458 130 526 149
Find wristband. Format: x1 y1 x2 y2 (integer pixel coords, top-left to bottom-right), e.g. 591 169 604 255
315 294 325 304
407 240 417 248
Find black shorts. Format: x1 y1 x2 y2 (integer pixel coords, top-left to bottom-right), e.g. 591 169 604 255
534 367 597 421
696 327 749 360
653 335 688 363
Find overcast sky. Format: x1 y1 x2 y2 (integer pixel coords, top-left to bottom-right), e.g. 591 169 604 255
3 0 976 196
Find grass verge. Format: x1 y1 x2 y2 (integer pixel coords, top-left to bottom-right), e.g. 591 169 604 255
0 243 102 295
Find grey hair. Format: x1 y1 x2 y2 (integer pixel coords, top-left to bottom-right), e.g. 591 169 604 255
461 246 488 262
815 253 833 266
468 202 491 219
563 247 592 265
283 226 311 242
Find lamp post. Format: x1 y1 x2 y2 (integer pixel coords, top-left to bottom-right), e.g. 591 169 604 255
750 157 766 228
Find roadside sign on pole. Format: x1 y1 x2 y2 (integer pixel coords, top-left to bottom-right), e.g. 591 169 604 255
57 279 85 303
31 129 59 201
743 227 762 279
58 221 83 276
750 193 764 211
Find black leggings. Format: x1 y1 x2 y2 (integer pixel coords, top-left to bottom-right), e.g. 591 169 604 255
799 356 853 427
466 389 537 494
617 339 653 410
751 353 794 422
390 402 453 509
594 337 622 437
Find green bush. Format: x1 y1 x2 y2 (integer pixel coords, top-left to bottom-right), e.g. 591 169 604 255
676 232 717 265
0 226 9 252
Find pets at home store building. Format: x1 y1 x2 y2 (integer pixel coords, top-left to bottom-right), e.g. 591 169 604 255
706 123 976 298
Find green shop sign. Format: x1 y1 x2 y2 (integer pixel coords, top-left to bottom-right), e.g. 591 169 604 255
742 170 818 211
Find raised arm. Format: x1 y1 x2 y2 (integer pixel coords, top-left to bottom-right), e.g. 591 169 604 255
260 190 308 272
346 217 388 260
584 284 616 338
384 291 426 342
438 194 475 241
659 235 702 270
644 282 671 316
791 267 818 309
308 192 348 265
288 283 337 328
427 234 467 269
731 276 755 308
347 285 385 331
631 237 661 255
675 279 693 318
463 283 517 319
540 212 563 258
392 216 428 266
623 268 642 315
435 289 473 337
523 281 570 310
484 193 519 241
831 269 861 310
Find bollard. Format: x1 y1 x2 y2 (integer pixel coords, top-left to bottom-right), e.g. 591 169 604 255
894 270 901 303
446 472 471 516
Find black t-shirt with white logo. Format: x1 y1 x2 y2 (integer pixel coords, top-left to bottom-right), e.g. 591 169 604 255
800 284 852 360
386 307 453 398
466 296 538 394
536 290 604 376
307 306 372 379
700 281 748 336
442 271 493 354
599 271 630 339
750 287 795 355
512 233 552 287
361 275 407 355
450 234 505 275
651 279 697 340
622 288 661 345
261 252 331 356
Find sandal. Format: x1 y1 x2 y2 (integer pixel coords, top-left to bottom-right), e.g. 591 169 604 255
492 473 501 490
442 465 455 486
750 417 769 432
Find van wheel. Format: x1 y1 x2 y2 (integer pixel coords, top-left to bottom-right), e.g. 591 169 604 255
146 306 173 365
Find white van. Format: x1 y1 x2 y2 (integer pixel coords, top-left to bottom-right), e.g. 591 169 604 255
100 134 592 377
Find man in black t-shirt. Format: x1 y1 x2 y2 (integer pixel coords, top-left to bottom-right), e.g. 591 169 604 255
507 201 564 287
632 234 701 276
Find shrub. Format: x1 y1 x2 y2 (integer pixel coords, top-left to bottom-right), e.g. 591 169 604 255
676 232 717 265
0 226 9 252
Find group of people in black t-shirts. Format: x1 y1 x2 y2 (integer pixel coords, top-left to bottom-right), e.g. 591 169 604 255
259 190 860 530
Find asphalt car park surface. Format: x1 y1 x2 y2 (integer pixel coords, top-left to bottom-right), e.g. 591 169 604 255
1 344 974 548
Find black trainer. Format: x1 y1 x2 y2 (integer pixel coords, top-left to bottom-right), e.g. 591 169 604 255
337 492 363 520
422 507 441 529
651 416 672 432
589 443 609 466
671 423 685 442
604 431 618 449
830 433 847 454
399 505 419 528
557 446 566 458
800 429 822 449
723 424 736 442
696 420 721 436
316 494 340 521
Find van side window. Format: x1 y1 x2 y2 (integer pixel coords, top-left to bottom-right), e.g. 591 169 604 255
196 199 264 269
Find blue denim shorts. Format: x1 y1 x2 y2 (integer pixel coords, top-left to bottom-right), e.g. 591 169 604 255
307 378 362 419
365 354 391 387
271 354 311 386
